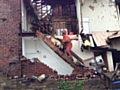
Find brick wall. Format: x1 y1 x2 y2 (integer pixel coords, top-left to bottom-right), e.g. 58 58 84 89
0 0 60 78
21 60 57 77
0 0 21 77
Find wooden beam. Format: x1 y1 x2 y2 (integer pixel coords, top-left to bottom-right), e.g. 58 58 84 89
52 18 78 22
18 33 35 36
71 51 84 65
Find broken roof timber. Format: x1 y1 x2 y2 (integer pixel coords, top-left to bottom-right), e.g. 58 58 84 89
91 31 120 47
18 33 36 37
108 31 120 39
92 32 110 47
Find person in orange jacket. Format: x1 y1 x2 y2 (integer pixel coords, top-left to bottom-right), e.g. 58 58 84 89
62 30 73 61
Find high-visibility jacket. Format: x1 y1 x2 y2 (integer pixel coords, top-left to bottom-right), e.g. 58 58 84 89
63 34 72 56
84 40 91 47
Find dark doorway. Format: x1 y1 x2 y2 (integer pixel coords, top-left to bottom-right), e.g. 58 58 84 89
112 51 120 69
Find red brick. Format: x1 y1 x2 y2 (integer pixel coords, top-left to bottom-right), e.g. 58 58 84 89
0 0 21 77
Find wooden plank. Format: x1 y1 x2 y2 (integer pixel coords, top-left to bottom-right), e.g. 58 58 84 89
29 1 78 68
55 35 78 40
92 31 119 46
52 18 78 22
108 32 120 39
36 30 77 68
71 51 84 65
92 32 108 47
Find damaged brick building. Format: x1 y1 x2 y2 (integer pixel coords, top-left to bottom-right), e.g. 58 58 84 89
0 0 120 81
0 0 58 78
0 0 83 78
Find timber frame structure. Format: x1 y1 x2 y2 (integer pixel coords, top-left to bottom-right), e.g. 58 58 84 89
23 0 78 35
21 0 84 68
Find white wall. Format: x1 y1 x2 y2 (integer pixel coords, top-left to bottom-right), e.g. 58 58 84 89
82 0 119 32
75 0 94 60
21 0 27 31
76 0 81 33
76 0 90 34
22 37 74 75
72 40 94 60
21 0 36 32
82 18 90 34
107 51 114 71
22 38 25 56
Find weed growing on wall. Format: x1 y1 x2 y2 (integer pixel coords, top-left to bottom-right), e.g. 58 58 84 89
57 81 84 90
57 81 71 90
73 81 84 90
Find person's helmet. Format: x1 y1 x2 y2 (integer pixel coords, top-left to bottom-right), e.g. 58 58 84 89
62 30 66 34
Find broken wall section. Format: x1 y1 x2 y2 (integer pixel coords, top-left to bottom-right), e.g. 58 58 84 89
21 59 57 77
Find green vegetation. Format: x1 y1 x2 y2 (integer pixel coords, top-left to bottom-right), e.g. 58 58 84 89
57 81 84 90
73 81 84 90
57 81 71 90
